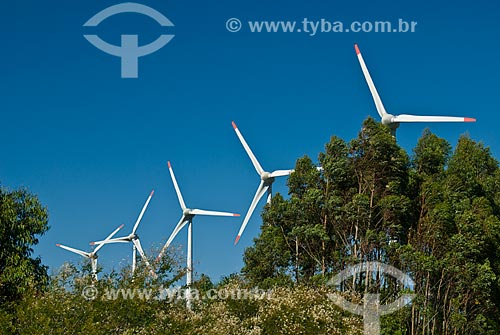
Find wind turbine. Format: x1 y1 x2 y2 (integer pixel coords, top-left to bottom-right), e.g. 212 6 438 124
56 224 124 281
354 44 476 135
157 161 240 309
90 190 156 277
232 121 294 245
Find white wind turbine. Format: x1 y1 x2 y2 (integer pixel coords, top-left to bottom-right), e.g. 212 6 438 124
90 190 156 277
354 44 476 135
232 121 294 245
157 161 240 309
56 224 124 281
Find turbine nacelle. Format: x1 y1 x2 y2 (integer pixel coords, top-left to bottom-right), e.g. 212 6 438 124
183 208 194 217
381 114 396 126
381 114 400 134
260 172 275 184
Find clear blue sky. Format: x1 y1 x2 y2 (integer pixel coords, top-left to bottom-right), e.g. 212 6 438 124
1 0 499 282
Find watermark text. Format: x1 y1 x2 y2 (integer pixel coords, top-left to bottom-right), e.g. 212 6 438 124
226 18 418 35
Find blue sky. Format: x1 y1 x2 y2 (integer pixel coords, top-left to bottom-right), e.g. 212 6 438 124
1 0 499 282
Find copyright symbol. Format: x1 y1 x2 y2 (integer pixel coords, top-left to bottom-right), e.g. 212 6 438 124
226 18 242 32
82 285 98 300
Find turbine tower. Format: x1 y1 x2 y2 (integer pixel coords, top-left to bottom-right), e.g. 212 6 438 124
157 161 240 309
232 121 294 245
354 44 476 136
90 190 156 277
56 224 124 280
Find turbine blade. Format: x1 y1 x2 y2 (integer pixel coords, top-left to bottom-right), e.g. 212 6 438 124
232 121 265 175
168 161 187 210
94 224 125 253
90 237 129 245
354 44 388 118
157 216 188 261
56 244 91 259
270 169 294 178
392 114 477 123
132 190 154 235
133 239 150 265
234 181 269 245
190 209 240 217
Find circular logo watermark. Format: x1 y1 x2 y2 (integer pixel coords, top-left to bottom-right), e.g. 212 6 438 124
82 285 99 300
327 262 415 335
83 3 175 78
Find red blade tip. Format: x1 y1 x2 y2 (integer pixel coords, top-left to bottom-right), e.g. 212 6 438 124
464 117 476 122
234 235 241 245
56 244 61 247
119 224 125 229
233 213 241 217
150 190 155 196
167 161 171 168
354 44 361 55
232 121 237 129
89 242 95 245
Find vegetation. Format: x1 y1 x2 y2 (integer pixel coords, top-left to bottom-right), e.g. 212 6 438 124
1 118 499 334
0 185 49 304
244 118 500 334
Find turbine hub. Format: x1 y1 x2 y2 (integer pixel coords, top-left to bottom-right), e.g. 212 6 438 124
261 172 271 181
183 208 192 216
381 114 395 125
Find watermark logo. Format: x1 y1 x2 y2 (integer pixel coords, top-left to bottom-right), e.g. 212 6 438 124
83 3 175 78
82 285 99 300
327 262 415 335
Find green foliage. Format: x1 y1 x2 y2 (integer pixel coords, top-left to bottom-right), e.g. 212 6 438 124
0 186 49 304
243 121 500 334
413 128 451 176
0 262 363 334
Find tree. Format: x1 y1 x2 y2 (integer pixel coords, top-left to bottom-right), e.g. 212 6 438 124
412 128 451 177
0 185 49 304
242 194 294 288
